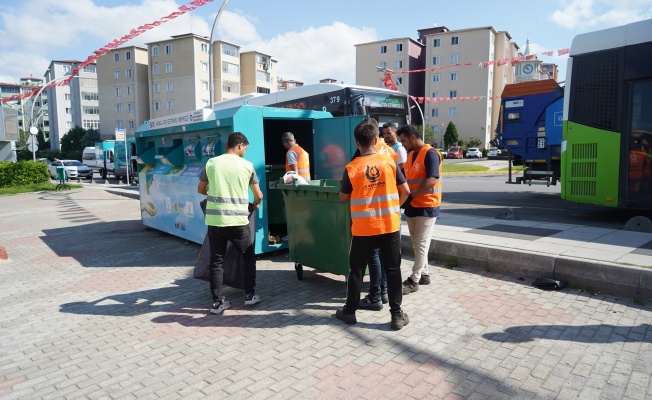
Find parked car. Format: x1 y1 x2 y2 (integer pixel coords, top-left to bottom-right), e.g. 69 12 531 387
437 149 447 159
447 146 464 159
488 148 502 157
466 147 482 158
48 160 93 180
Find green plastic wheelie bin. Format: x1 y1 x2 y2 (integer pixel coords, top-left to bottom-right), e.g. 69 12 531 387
276 179 351 280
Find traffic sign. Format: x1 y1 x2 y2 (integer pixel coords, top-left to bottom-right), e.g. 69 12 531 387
27 143 37 152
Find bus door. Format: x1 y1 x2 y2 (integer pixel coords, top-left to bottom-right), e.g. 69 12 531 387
312 116 366 180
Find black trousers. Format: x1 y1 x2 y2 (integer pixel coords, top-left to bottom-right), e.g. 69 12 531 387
345 230 403 315
207 224 256 301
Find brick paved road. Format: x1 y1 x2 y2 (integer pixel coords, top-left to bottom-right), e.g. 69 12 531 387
0 189 651 399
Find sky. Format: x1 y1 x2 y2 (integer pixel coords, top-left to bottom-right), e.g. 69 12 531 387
0 0 651 89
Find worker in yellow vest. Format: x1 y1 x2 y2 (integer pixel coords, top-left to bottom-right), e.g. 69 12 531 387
337 121 411 330
282 132 311 181
397 124 443 294
198 132 263 315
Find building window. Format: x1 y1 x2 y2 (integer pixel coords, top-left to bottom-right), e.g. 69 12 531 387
117 120 123 130
126 86 132 95
432 91 440 98
256 70 270 82
450 54 459 64
65 107 72 114
380 45 387 54
448 107 457 117
128 121 135 129
83 65 96 73
115 87 120 96
116 104 122 113
395 60 403 69
82 106 99 114
152 46 158 57
165 44 172 55
201 43 208 53
127 103 133 112
433 56 440 65
451 36 459 45
114 53 119 62
114 70 120 79
125 68 132 78
222 83 231 92
166 82 173 92
154 101 160 111
449 90 457 97
431 108 439 117
201 62 208 72
202 100 209 107
379 61 387 69
63 65 72 73
82 92 98 101
395 43 403 52
379 78 385 88
222 62 239 75
152 65 159 75
202 81 209 91
125 51 131 60
450 72 458 81
433 38 441 47
167 100 174 110
221 43 239 57
153 83 159 93
165 63 173 73
432 74 440 82
66 121 72 129
257 87 271 94
396 77 402 85
65 94 71 100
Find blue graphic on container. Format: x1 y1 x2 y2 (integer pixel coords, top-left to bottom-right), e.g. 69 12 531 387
151 164 172 175
203 139 219 158
180 165 204 177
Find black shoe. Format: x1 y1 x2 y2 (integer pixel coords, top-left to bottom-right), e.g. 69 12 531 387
402 278 419 295
358 296 383 311
335 308 357 325
418 275 431 285
381 293 389 304
391 311 409 330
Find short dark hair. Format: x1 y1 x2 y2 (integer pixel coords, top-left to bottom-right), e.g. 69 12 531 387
382 122 396 130
227 132 249 149
354 121 378 147
397 124 419 138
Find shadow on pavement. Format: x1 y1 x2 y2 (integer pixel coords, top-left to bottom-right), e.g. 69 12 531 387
483 324 652 343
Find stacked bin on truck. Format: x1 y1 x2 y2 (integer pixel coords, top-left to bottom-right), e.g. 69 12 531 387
134 105 363 255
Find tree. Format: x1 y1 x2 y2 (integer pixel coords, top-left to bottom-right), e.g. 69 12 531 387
60 126 85 152
443 121 459 149
415 125 435 147
81 129 102 148
467 137 482 149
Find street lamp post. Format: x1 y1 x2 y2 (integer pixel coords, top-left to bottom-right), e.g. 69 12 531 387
208 0 231 108
375 66 425 142
30 72 71 159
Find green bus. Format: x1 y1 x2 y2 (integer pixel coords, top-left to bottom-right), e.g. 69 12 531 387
562 18 652 208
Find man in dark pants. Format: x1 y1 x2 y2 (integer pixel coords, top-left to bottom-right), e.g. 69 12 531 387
198 132 264 314
336 122 411 330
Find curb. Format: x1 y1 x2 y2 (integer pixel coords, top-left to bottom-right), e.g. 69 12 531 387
400 233 651 300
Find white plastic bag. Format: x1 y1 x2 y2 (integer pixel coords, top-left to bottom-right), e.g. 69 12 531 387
282 171 308 185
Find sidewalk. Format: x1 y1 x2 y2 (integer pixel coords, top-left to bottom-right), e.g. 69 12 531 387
0 188 651 399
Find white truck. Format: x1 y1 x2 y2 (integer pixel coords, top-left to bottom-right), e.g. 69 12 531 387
83 141 115 178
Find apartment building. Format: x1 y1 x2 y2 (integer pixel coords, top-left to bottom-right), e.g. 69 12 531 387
45 60 99 150
240 51 277 95
217 40 242 101
97 45 150 139
0 79 47 139
355 37 425 125
278 79 303 91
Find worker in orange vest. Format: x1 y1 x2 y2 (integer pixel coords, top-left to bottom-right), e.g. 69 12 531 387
397 124 443 294
337 121 411 330
282 132 311 181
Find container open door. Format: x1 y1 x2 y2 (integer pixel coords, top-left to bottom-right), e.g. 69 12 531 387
312 116 366 180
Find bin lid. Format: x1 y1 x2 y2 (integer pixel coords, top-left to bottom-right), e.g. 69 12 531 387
276 179 341 193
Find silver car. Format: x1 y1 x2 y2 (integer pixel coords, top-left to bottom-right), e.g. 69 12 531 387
48 160 93 180
466 148 482 158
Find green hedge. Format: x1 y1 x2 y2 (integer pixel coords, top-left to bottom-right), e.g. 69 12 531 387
0 161 51 188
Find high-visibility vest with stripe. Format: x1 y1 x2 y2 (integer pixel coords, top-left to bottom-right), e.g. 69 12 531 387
375 139 399 162
204 154 252 227
286 144 311 180
629 150 648 180
346 154 401 236
404 144 443 208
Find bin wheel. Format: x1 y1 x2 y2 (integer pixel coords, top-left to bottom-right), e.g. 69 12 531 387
295 263 303 280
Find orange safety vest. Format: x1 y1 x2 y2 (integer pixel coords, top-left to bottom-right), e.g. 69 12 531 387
286 144 311 180
404 144 443 208
629 150 649 180
321 144 346 179
345 154 401 236
375 138 399 162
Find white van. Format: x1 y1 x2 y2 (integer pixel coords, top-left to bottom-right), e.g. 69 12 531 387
82 147 97 174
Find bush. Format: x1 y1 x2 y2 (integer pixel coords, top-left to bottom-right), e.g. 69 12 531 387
0 161 50 188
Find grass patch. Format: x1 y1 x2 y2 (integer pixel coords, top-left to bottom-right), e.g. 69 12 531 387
568 282 598 295
0 182 83 196
442 164 489 173
495 166 525 172
633 297 646 306
444 257 460 269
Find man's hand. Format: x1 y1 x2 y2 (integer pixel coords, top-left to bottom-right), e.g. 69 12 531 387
400 194 413 209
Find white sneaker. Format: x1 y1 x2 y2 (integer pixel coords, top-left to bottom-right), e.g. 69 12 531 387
210 299 232 315
244 293 261 305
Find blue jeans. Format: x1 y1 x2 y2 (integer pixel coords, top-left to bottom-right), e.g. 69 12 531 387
367 245 388 303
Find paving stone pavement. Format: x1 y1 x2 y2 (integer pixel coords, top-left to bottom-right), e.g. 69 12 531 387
1 188 651 399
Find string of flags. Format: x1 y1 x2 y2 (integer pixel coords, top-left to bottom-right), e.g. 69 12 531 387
1 0 213 104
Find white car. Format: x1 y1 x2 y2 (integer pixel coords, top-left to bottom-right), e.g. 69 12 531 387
488 148 502 157
466 148 482 158
49 160 93 180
